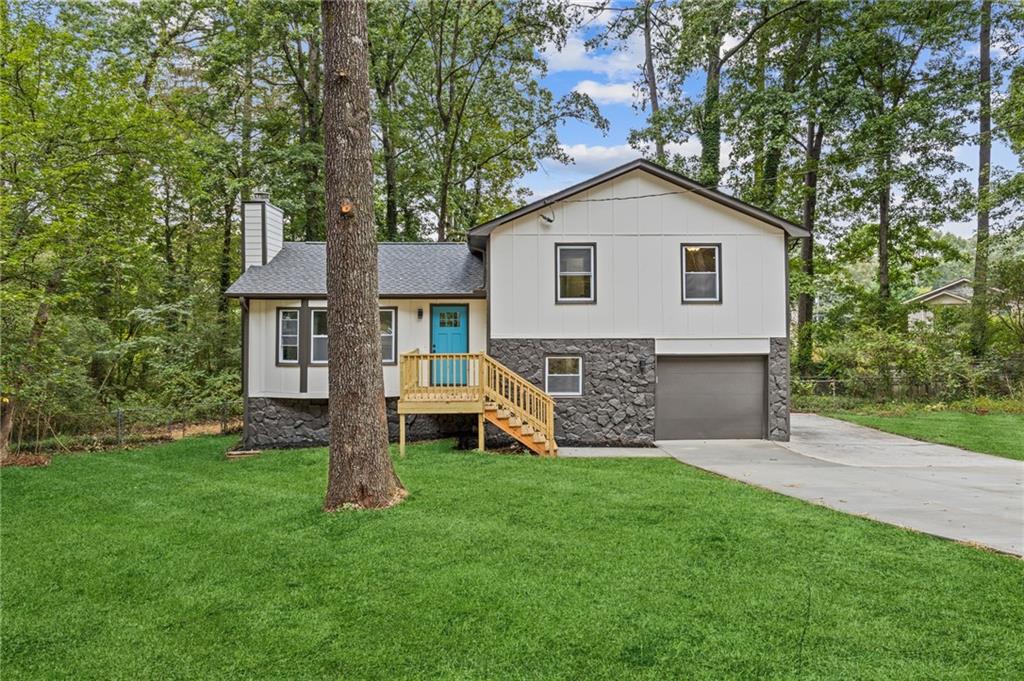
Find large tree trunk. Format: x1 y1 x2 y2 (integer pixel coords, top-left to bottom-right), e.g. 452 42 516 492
642 1 663 161
218 199 234 317
322 0 404 511
796 121 823 378
877 174 891 303
1 272 61 458
971 0 992 356
304 33 324 242
700 36 723 187
383 127 399 240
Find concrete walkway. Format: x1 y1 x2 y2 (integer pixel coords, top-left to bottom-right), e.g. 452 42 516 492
657 414 1024 557
558 446 669 458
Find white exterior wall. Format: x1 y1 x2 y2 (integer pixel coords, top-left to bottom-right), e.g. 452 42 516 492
247 297 486 399
488 170 788 344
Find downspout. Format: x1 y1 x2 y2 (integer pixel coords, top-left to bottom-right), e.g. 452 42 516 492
241 296 250 446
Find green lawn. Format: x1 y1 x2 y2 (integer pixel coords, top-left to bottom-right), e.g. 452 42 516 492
824 410 1024 461
3 437 1022 680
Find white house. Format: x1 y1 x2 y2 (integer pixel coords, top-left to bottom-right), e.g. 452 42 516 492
226 160 808 451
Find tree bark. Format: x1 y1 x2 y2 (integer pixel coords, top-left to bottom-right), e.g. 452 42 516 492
304 33 324 242
383 126 399 240
322 0 404 511
878 170 892 307
1 271 61 457
642 1 663 161
700 33 723 187
218 199 234 317
971 0 992 356
796 121 823 378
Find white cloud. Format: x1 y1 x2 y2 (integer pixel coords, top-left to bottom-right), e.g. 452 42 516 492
720 33 742 58
543 32 643 79
527 138 734 193
559 142 643 174
573 79 636 105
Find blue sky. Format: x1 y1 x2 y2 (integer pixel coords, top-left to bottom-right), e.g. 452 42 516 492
524 12 1020 239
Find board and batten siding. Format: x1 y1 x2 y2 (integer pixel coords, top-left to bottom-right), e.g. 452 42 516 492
242 200 285 269
246 298 487 399
243 202 264 269
488 169 787 343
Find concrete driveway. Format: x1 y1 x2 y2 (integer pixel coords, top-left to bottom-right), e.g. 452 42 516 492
657 413 1024 556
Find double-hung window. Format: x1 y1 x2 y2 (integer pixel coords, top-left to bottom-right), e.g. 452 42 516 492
311 310 328 364
380 308 397 365
556 244 595 303
682 244 721 303
277 308 299 364
545 356 583 396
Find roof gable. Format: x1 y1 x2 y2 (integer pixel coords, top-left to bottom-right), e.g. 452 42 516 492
905 278 973 305
467 159 808 250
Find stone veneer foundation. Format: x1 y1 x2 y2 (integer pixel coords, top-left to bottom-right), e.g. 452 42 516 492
767 337 791 441
244 336 790 448
488 338 657 447
244 397 474 449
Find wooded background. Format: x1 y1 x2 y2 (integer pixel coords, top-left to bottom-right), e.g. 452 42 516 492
3 0 1023 453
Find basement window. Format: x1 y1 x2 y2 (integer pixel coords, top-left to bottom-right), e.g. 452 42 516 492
682 244 721 303
545 356 582 396
311 310 328 364
556 244 595 303
277 308 299 364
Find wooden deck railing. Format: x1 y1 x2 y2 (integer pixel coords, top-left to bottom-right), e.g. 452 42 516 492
480 354 554 447
398 351 555 453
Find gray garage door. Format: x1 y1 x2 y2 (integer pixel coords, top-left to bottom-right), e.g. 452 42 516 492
655 356 766 439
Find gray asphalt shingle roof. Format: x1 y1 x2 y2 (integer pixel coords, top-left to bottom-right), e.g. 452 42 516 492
225 242 485 297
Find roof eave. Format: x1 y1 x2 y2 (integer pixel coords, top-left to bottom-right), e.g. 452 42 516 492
225 291 486 300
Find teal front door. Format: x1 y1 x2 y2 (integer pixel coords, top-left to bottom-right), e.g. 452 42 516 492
431 305 469 385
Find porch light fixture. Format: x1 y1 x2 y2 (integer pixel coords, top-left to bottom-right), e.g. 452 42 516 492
417 308 423 320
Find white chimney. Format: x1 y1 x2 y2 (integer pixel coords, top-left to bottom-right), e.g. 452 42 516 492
242 190 284 269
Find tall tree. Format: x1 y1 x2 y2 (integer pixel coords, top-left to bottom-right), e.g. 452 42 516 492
407 0 604 240
830 0 972 325
588 0 670 161
971 0 992 356
322 0 405 510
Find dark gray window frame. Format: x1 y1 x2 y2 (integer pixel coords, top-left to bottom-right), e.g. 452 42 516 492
544 355 584 397
555 243 597 305
276 306 301 366
380 307 398 365
310 308 329 365
681 243 723 304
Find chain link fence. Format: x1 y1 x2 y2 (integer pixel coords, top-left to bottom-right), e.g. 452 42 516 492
9 399 245 455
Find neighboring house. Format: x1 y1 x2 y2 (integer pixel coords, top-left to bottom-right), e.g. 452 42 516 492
226 160 809 450
906 278 973 324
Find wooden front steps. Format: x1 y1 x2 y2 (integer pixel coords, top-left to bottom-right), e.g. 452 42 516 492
483 402 557 457
397 351 558 458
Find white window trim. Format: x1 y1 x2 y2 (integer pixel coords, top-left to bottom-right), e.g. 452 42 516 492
380 308 397 365
277 308 300 365
310 309 328 364
556 244 596 303
682 244 721 303
545 356 583 397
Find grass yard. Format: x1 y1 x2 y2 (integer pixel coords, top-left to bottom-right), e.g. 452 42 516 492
823 410 1024 461
3 437 1022 680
